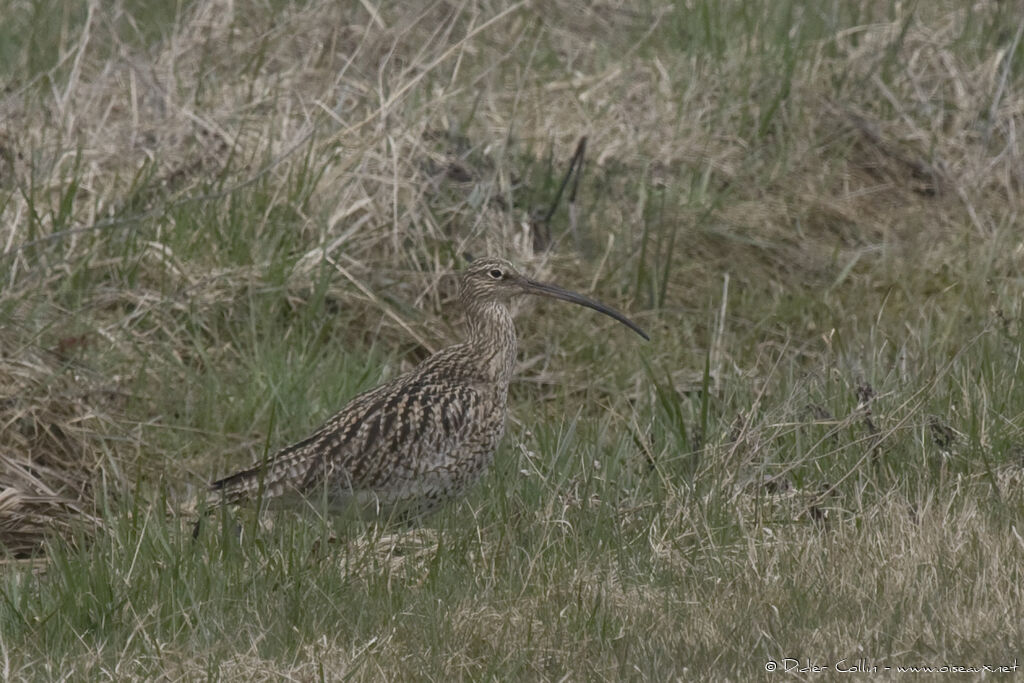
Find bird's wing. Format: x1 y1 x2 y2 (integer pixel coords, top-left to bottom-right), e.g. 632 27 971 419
335 377 484 489
207 376 485 508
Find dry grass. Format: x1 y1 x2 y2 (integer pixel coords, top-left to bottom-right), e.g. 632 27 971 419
0 322 116 556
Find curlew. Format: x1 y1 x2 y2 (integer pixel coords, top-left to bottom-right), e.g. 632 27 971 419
200 258 648 522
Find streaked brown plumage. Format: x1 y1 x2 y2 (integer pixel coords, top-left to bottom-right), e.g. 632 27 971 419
203 257 648 520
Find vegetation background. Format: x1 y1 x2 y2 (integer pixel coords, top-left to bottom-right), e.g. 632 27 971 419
1 0 1022 678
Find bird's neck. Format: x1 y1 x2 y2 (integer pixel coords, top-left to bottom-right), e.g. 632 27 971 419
464 299 517 385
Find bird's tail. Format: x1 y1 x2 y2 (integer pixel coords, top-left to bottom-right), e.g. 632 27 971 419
191 441 323 538
205 431 325 507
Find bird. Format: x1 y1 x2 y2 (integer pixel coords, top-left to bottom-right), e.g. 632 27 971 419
199 257 648 524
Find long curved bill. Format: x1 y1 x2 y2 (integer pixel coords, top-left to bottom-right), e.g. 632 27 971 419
520 277 650 341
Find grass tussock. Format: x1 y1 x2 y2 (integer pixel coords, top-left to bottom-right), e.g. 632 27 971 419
0 322 117 557
1 0 1023 678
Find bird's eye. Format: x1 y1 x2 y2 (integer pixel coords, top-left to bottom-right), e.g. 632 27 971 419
488 269 503 279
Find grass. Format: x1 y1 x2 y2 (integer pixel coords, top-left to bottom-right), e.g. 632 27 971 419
1 0 1023 678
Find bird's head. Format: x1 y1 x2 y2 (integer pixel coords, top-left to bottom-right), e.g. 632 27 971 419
459 257 649 340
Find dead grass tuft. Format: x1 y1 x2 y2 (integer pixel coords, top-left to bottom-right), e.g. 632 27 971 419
0 320 125 557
